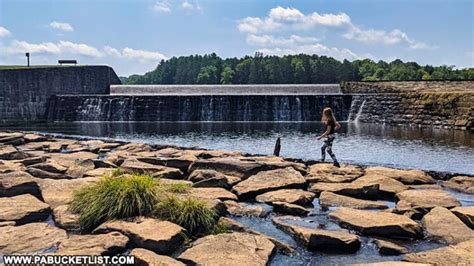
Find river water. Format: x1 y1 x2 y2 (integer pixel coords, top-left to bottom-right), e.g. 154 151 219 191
3 121 473 175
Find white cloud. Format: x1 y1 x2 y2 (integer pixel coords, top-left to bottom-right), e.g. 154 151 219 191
103 46 122 57
181 0 202 11
246 34 319 46
0 26 11 37
104 46 167 62
49 21 74 32
258 43 363 61
152 1 171 13
2 40 102 57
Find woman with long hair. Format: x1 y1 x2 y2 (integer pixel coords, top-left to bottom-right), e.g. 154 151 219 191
316 107 341 167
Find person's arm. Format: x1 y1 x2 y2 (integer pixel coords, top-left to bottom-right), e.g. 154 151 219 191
316 126 332 140
335 122 341 130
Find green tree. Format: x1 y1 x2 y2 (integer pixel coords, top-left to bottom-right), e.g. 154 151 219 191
220 66 234 84
196 65 218 84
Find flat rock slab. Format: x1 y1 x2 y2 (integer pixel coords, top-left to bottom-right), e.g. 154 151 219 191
310 182 380 199
365 167 435 185
352 174 407 199
306 163 364 183
56 232 129 255
26 167 72 179
224 200 271 217
120 159 183 179
29 161 67 174
53 205 80 231
270 201 310 216
403 239 474 265
0 145 27 160
0 171 41 198
273 216 360 253
451 206 474 229
319 191 388 209
374 239 408 255
0 223 67 254
65 159 96 179
93 218 185 255
396 189 461 211
0 159 24 173
178 232 275 266
421 207 474 244
256 189 315 206
329 207 422 239
47 152 98 168
443 176 474 194
188 187 238 201
0 194 50 224
232 167 306 199
130 248 185 266
189 169 240 189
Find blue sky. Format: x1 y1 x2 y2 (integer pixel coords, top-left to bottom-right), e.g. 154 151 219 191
0 0 472 76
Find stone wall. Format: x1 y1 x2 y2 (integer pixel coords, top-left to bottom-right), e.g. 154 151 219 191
342 80 474 94
0 66 121 122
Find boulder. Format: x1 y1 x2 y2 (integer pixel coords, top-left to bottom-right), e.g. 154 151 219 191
53 205 81 231
451 206 474 229
92 159 117 169
189 149 242 159
407 184 443 190
0 194 50 224
0 171 42 198
272 216 360 252
403 239 474 265
178 232 275 266
26 167 72 179
393 200 425 220
395 189 461 216
188 187 238 201
329 207 422 239
374 239 408 255
46 152 98 168
270 201 310 216
13 156 46 167
29 161 67 174
365 167 435 185
137 148 198 172
0 159 24 173
421 207 474 244
442 176 474 194
223 201 271 217
23 133 48 143
0 145 27 160
306 163 364 183
130 248 185 266
65 159 96 179
79 140 122 152
232 167 306 199
352 174 407 199
256 189 315 206
245 156 306 174
310 182 380 199
0 223 67 254
85 167 114 177
120 158 183 179
188 169 241 189
0 133 24 145
93 218 185 255
57 232 129 255
319 191 388 209
114 143 154 153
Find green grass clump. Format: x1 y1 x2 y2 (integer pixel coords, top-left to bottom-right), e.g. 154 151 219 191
154 196 217 236
70 173 158 231
210 221 229 235
111 167 124 177
158 182 191 194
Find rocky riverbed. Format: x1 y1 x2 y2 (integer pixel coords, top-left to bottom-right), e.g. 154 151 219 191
0 131 473 265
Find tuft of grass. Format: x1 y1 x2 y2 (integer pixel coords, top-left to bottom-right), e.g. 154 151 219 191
69 173 158 231
154 196 217 236
158 182 191 194
111 167 124 177
210 221 229 235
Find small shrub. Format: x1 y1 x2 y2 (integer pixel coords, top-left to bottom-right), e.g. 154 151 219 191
70 173 159 231
111 167 123 177
210 221 229 235
154 196 217 236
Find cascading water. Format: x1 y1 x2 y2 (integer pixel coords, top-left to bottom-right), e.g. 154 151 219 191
354 99 366 122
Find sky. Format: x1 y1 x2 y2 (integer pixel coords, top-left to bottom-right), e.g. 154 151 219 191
0 0 473 76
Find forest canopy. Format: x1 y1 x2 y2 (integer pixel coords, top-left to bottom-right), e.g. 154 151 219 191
125 53 474 84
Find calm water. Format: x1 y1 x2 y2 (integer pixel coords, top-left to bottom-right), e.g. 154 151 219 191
2 122 473 174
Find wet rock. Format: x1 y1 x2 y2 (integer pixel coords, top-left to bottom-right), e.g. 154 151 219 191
0 171 42 198
403 239 474 265
53 205 81 231
374 239 408 255
130 248 185 266
189 169 240 189
223 200 270 217
352 174 407 199
273 216 361 252
94 218 185 255
421 207 474 244
256 189 315 206
0 194 50 225
29 161 67 174
270 201 310 216
65 159 96 179
188 187 238 201
26 167 72 179
46 151 98 168
319 191 388 209
395 189 461 217
120 158 183 179
306 163 364 183
232 167 306 200
0 223 67 254
451 206 474 229
178 232 275 266
329 207 422 239
23 133 48 143
442 175 474 194
57 232 129 255
365 167 435 185
0 145 27 160
310 182 380 200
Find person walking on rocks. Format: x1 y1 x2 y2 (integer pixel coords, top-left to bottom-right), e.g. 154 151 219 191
316 107 341 167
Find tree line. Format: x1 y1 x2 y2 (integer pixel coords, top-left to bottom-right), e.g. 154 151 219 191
125 52 473 84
